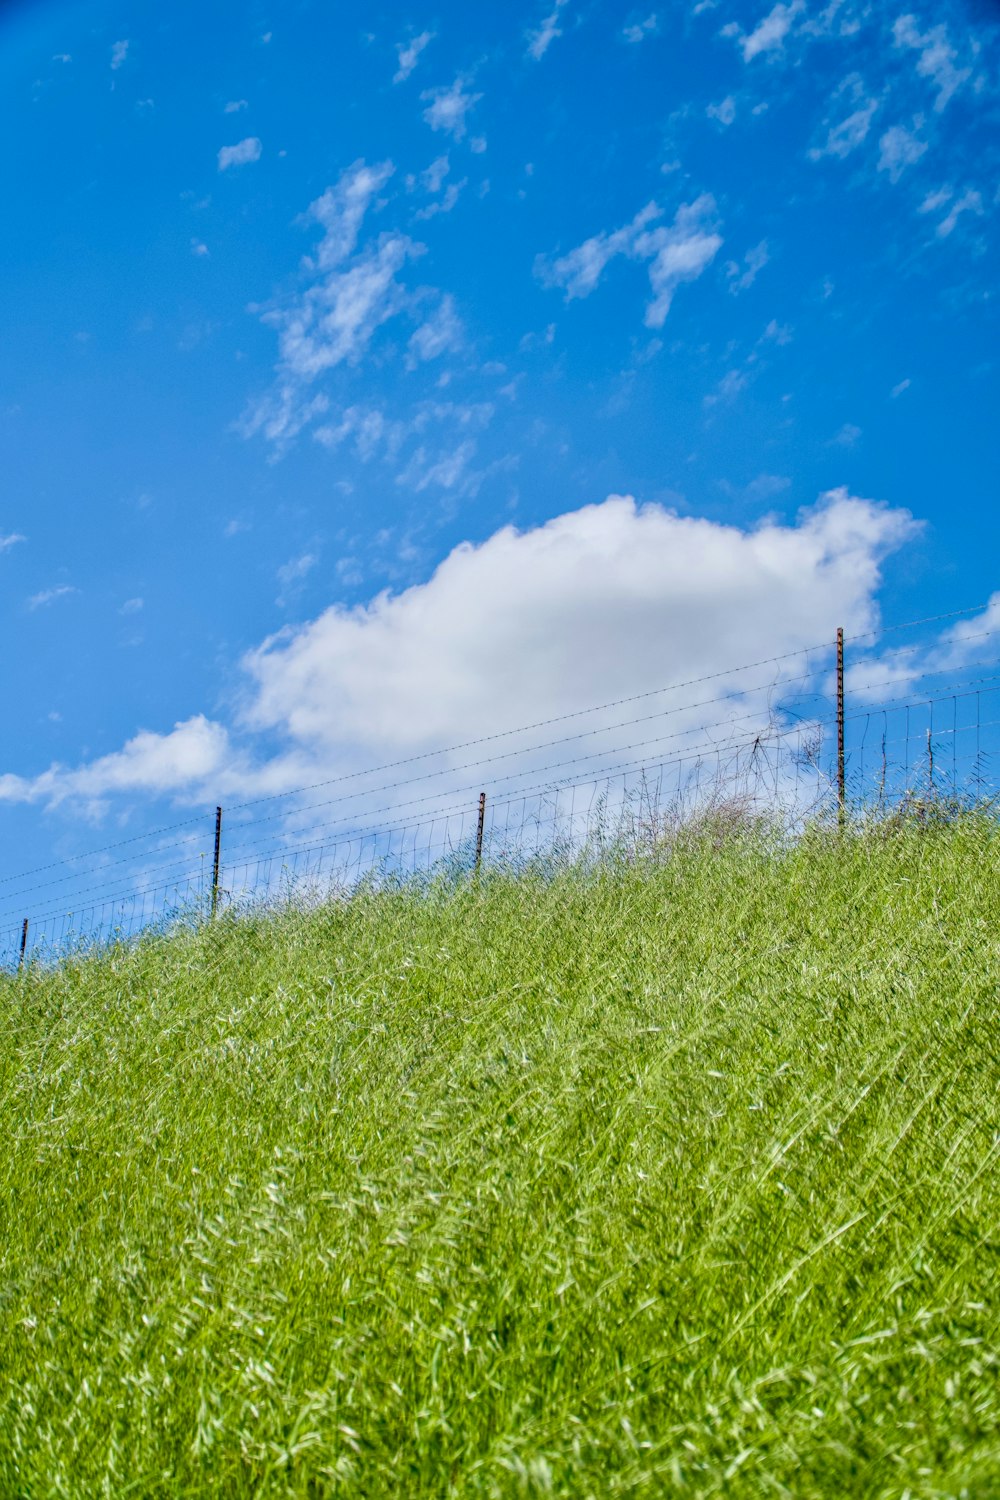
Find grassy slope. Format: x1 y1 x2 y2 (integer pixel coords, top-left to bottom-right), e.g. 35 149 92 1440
1 822 999 1498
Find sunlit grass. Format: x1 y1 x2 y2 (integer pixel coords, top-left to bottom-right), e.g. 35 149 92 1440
2 818 999 1496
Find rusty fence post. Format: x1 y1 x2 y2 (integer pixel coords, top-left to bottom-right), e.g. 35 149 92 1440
475 791 486 873
836 627 846 822
18 918 28 970
211 805 223 917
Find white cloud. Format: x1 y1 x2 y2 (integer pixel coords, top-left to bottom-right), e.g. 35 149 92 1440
623 14 658 43
809 74 878 160
527 0 571 60
723 1 805 62
277 552 318 606
0 717 233 809
119 597 144 614
224 99 248 113
27 585 77 610
877 123 927 183
846 593 1000 703
893 15 970 112
0 533 26 552
419 155 450 194
414 181 465 220
919 185 953 215
407 294 463 364
935 189 984 239
704 368 750 407
831 422 862 447
421 78 481 139
540 203 661 300
707 95 737 126
539 195 722 327
249 161 420 395
0 492 917 813
395 31 433 82
395 438 479 494
726 239 769 292
110 39 129 70
218 136 262 171
762 318 793 344
890 378 911 398
242 159 466 454
633 197 724 326
191 239 209 257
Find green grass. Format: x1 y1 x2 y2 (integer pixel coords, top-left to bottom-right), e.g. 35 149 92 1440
2 818 999 1497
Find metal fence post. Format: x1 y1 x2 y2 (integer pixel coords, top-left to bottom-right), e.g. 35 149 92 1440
836 627 846 821
475 791 486 872
211 805 223 917
18 918 28 970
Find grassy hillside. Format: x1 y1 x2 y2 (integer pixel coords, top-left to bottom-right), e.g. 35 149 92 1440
2 819 999 1497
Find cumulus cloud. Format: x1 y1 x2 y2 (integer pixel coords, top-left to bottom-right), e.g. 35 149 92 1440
877 123 927 183
218 136 262 171
1 491 918 812
538 195 722 327
527 0 571 60
893 15 970 112
395 31 433 82
0 717 233 810
421 78 481 139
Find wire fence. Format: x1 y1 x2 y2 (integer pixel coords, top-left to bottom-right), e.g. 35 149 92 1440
4 611 1000 968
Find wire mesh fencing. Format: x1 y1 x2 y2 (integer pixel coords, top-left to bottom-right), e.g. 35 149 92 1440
4 614 1000 968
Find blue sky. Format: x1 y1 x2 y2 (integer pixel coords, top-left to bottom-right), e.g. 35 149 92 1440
1 0 998 914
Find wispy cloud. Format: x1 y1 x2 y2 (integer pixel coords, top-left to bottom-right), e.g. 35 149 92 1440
809 74 878 161
538 195 723 327
527 0 571 60
877 123 927 183
726 239 769 292
722 1 804 63
421 78 481 140
394 31 433 83
407 294 463 364
276 552 318 607
218 137 262 171
623 14 658 43
110 39 129 70
28 585 77 610
0 533 26 552
893 15 970 113
242 159 453 452
935 189 984 240
224 99 248 113
707 95 737 126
